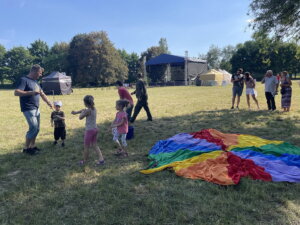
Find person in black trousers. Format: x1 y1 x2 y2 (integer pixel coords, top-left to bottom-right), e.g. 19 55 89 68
261 70 278 111
130 73 152 123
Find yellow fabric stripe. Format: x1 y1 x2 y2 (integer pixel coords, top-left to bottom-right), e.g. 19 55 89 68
140 151 223 174
227 134 283 151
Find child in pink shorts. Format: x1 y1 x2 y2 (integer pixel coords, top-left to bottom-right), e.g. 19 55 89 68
72 95 104 165
111 100 129 156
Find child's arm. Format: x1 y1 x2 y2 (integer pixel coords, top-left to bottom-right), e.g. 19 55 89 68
71 109 84 115
111 117 125 128
55 112 65 120
79 109 91 120
50 112 54 127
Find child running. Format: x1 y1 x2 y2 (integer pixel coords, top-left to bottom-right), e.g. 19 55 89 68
71 95 104 165
51 101 66 147
111 100 129 157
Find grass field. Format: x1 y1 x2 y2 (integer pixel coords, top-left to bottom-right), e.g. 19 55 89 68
1 84 300 225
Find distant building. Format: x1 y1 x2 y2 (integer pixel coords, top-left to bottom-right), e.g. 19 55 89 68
146 54 208 85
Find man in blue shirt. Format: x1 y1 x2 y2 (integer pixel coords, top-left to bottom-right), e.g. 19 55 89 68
15 64 53 155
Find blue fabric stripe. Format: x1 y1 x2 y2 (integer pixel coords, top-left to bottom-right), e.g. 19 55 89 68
149 133 221 155
232 150 300 183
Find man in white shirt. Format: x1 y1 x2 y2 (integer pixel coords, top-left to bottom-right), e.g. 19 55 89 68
261 70 279 110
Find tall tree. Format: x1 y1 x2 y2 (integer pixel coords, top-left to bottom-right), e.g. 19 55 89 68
249 0 300 40
68 31 128 86
5 47 33 84
28 39 49 66
0 45 8 84
44 42 70 74
118 49 140 83
200 45 222 69
220 45 236 72
158 38 170 54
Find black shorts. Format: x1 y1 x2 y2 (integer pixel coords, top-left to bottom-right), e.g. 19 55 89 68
54 127 66 140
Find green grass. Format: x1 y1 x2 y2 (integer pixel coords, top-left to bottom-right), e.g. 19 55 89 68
1 84 300 225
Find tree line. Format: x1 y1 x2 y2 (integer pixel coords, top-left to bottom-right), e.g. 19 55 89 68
200 36 300 80
1 31 299 86
0 31 170 86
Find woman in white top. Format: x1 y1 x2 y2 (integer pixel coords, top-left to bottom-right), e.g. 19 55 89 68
244 72 260 109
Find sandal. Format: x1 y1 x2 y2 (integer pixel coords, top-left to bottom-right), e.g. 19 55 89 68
114 149 123 156
96 160 105 166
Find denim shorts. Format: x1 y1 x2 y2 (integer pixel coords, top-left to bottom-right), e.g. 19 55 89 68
232 86 243 97
23 109 40 139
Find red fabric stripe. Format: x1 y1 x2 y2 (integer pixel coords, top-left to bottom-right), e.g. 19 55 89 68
226 152 272 184
191 129 227 150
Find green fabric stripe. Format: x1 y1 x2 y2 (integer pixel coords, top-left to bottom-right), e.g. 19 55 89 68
147 149 211 169
231 142 300 156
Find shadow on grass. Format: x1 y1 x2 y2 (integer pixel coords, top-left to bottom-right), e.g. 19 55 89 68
1 109 300 225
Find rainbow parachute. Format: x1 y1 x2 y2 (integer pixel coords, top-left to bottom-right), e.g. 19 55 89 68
141 129 300 185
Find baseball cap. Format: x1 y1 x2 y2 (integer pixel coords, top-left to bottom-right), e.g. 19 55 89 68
54 101 62 107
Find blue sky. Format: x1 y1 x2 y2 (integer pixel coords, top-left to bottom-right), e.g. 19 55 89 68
0 0 253 57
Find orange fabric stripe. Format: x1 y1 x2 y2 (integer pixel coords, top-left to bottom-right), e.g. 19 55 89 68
208 129 239 150
176 152 235 185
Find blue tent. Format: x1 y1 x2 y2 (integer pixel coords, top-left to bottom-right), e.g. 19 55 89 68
146 54 206 66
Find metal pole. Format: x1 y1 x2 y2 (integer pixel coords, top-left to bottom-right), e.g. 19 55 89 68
184 51 188 86
143 56 148 85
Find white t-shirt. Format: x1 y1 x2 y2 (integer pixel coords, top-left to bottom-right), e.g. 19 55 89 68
264 76 278 93
85 108 97 130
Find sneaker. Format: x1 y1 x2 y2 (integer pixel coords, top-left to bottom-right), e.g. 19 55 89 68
61 142 65 147
23 148 36 155
32 147 41 151
53 141 58 145
236 106 239 110
230 106 234 109
147 118 153 121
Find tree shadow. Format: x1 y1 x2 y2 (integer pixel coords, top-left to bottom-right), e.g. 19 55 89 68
1 109 300 224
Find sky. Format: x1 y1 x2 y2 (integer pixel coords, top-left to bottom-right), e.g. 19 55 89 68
0 0 253 57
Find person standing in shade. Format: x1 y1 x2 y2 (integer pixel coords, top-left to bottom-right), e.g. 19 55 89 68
231 68 244 109
130 73 152 123
14 64 53 155
261 70 279 111
116 81 134 121
280 71 292 112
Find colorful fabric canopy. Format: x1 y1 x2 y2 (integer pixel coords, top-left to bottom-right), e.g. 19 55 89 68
141 129 300 185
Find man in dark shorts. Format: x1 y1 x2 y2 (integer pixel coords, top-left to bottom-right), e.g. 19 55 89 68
116 81 134 121
130 73 152 123
14 64 53 155
231 68 244 109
